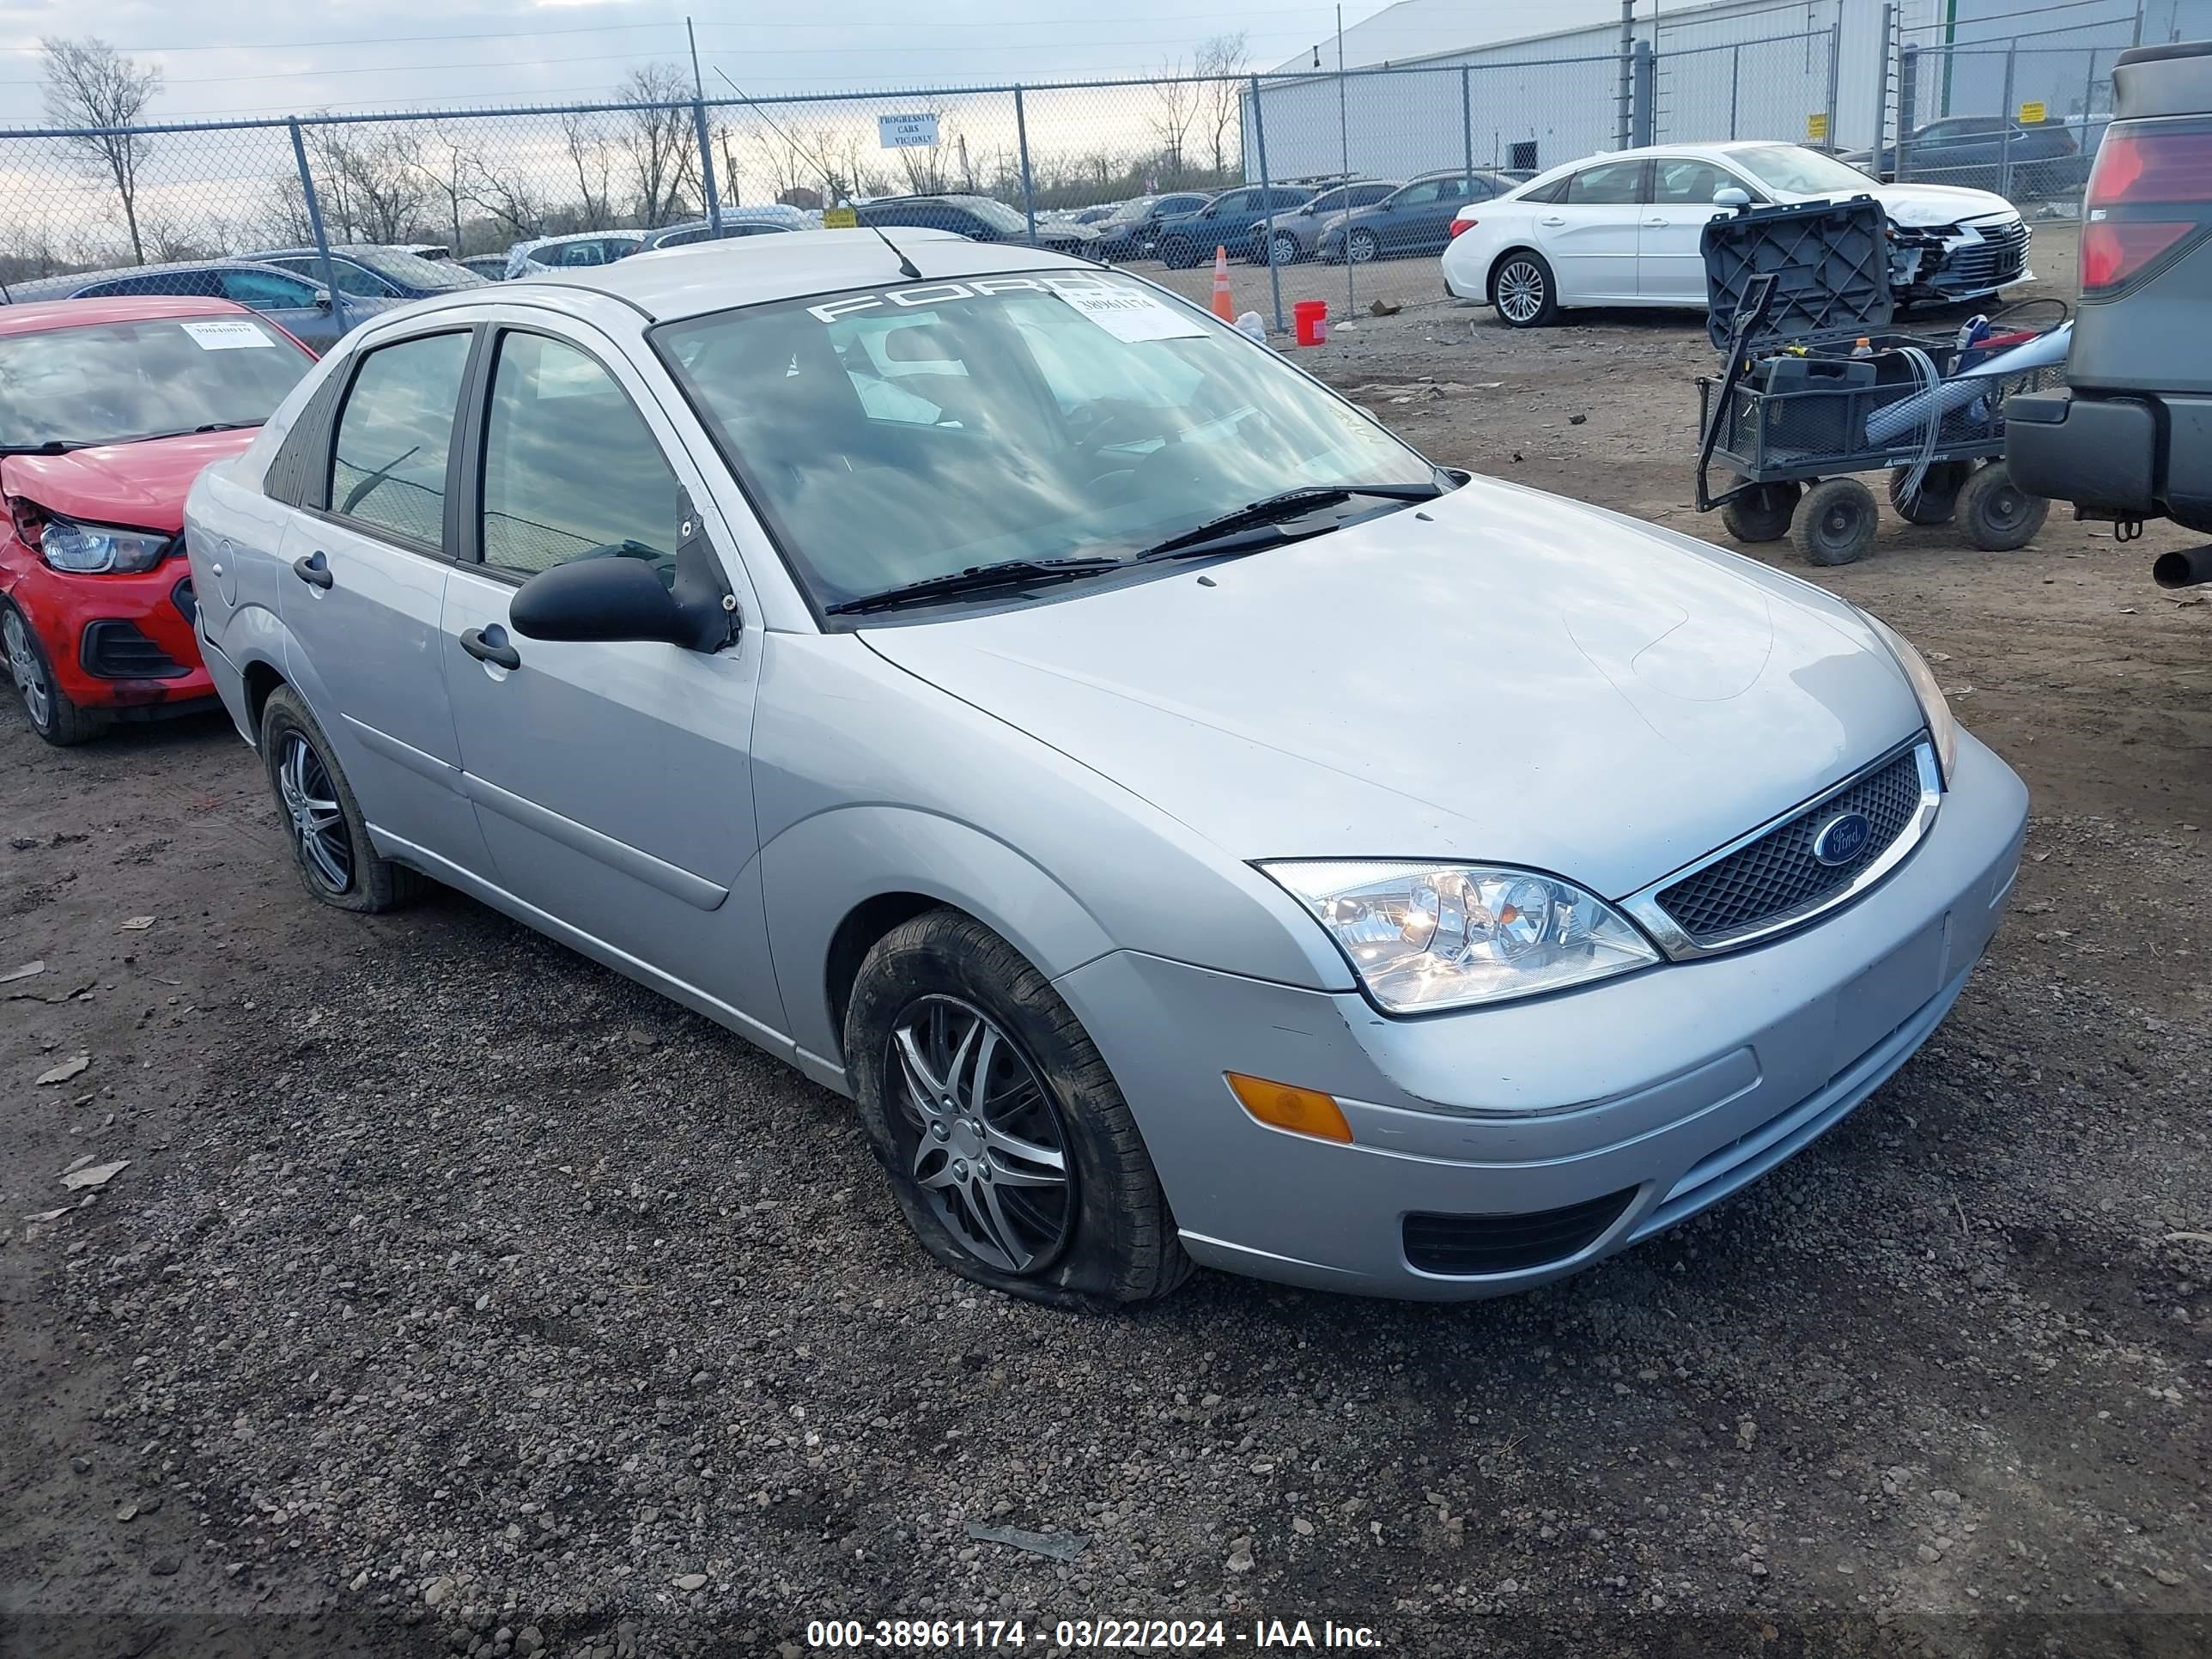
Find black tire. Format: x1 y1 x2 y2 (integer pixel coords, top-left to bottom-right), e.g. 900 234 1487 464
1347 228 1379 264
1795 476 1880 567
845 908 1192 1308
1491 250 1559 328
1158 237 1195 270
1955 460 2050 551
2 600 106 746
1888 460 1973 526
1721 479 1802 544
1268 230 1302 266
258 684 419 913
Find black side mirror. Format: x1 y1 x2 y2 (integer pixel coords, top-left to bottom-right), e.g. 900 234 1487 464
509 548 736 653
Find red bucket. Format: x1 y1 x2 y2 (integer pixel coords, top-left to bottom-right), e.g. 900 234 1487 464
1292 300 1329 348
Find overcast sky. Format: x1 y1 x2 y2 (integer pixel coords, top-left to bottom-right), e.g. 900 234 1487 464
0 0 1401 127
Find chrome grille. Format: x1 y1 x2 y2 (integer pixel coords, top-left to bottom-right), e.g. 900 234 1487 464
1939 220 2030 290
1654 749 1928 944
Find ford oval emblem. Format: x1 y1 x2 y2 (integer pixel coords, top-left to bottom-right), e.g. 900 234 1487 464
1812 811 1874 867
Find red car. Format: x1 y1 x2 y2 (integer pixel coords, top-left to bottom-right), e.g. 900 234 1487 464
2 295 316 744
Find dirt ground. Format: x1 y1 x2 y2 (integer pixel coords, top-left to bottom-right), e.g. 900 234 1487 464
5 222 2209 1659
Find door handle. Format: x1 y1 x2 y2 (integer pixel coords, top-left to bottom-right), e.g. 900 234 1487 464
1644 217 1669 228
290 550 332 589
1539 216 1566 227
459 626 520 671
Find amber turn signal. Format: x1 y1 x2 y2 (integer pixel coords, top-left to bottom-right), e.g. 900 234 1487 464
1225 1073 1353 1144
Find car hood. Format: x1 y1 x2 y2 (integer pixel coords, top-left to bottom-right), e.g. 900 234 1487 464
0 428 259 533
860 476 1925 900
1790 180 2018 228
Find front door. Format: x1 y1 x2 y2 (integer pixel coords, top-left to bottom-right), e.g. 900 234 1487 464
278 325 487 873
1540 158 1649 302
435 323 783 1041
1639 157 1744 301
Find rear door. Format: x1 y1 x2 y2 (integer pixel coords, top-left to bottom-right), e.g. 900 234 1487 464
1639 156 1747 300
1538 158 1649 301
280 325 489 875
435 319 781 1034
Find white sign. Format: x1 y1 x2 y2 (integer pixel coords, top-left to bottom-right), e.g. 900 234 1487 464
179 319 273 350
1058 284 1211 343
878 112 939 149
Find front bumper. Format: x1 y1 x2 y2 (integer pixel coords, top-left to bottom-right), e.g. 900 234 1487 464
2007 388 2212 534
5 550 215 714
1057 730 2027 1300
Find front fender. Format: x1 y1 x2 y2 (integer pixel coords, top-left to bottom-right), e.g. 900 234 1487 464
761 804 1118 1083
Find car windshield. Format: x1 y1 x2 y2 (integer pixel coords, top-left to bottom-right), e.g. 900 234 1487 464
1731 144 1880 196
0 316 313 449
954 198 1026 234
655 271 1436 611
359 249 485 290
1102 198 1157 223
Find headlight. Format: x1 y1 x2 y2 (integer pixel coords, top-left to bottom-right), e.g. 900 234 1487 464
1261 860 1659 1013
1861 610 1958 784
40 516 170 574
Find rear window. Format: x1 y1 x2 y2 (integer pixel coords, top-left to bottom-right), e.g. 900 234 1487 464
0 316 314 451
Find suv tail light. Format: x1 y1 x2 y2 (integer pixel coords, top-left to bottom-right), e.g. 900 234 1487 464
2081 118 2212 292
1449 217 1477 237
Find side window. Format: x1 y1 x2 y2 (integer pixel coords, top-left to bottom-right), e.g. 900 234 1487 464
87 271 223 299
1394 181 1443 208
1652 159 1741 205
328 331 471 548
479 332 681 578
328 261 398 299
660 227 709 248
1356 184 1395 205
220 269 318 310
1520 176 1568 204
556 241 605 267
1565 161 1646 204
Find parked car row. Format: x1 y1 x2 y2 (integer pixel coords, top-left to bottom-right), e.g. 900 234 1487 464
4 225 2027 1312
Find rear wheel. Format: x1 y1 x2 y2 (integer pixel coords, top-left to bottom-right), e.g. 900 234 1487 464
1955 460 2050 551
1158 237 1195 270
846 908 1191 1307
1491 252 1558 328
1888 460 1974 525
2 602 106 746
1795 477 1880 567
1721 479 1802 544
258 684 418 913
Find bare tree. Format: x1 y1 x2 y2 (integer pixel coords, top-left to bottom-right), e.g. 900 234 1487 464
408 125 480 254
614 64 702 227
1146 60 1197 185
561 113 617 230
40 37 162 264
336 131 428 244
462 155 549 243
1195 33 1250 178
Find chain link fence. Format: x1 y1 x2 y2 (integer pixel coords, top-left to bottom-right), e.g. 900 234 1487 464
0 3 2151 338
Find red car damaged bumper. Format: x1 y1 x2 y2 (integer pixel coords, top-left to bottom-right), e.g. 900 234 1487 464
3 533 217 719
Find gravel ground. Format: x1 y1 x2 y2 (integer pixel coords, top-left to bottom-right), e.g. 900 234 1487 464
5 222 2210 1659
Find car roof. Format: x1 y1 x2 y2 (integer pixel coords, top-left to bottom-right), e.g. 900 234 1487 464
437 228 1077 324
2 259 325 300
0 294 252 333
515 229 646 252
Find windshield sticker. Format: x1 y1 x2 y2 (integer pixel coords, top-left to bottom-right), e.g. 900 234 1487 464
179 319 274 350
1054 284 1212 343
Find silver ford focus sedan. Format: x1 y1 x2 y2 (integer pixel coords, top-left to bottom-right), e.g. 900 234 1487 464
183 229 2027 1304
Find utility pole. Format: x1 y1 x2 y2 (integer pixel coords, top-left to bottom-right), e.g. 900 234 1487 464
1337 3 1353 324
687 15 726 227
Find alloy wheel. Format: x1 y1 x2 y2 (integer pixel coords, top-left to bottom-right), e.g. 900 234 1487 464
1271 232 1300 265
1497 260 1546 324
1348 229 1378 264
888 994 1073 1275
3 610 49 730
278 732 354 894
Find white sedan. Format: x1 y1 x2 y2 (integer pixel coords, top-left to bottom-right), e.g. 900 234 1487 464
1441 141 2032 327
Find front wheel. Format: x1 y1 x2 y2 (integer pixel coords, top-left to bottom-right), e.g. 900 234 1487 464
845 908 1191 1307
1158 238 1195 270
3 602 106 746
1269 231 1302 266
1889 460 1973 526
1955 460 2050 551
1347 228 1379 264
1491 252 1559 328
1795 477 1880 566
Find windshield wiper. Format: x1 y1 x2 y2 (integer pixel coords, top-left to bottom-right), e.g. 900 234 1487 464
0 439 91 455
823 555 1123 616
1130 482 1443 563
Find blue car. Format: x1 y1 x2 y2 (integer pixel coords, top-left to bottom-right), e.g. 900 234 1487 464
0 259 395 352
244 244 489 305
1152 185 1319 268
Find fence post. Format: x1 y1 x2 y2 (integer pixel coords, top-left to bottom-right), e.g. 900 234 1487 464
1898 45 1919 180
1014 87 1037 248
1729 46 1741 142
1632 40 1656 146
1999 44 2018 198
1461 66 1474 184
287 119 338 315
691 99 723 234
1616 0 1635 149
1826 21 1842 159
1873 3 1893 175
1249 76 1285 334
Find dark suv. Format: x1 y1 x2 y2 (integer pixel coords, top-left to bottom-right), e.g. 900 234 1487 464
2006 40 2212 587
856 195 1100 259
1151 185 1318 268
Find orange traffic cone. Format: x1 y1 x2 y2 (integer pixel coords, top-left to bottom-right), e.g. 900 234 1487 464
1210 246 1235 322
